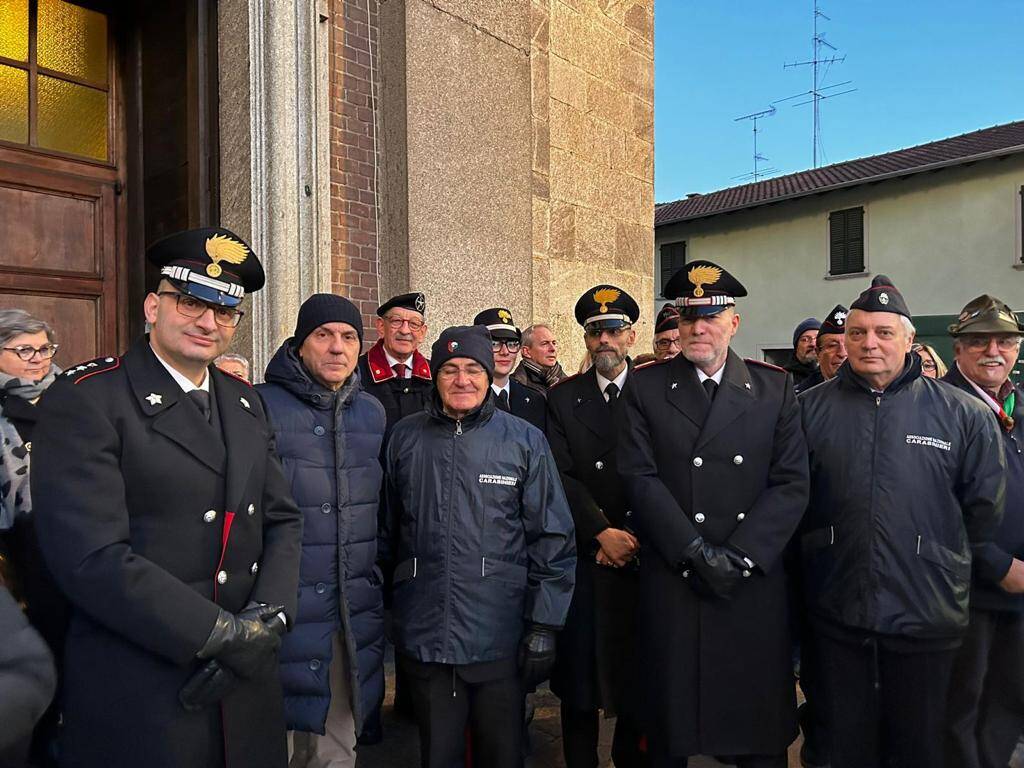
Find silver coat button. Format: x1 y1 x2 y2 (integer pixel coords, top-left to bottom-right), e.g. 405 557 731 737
694 513 706 523
682 569 690 578
742 569 752 578
216 570 228 585
595 461 604 470
250 562 259 575
247 503 255 515
737 513 746 521
693 457 703 468
733 455 744 465
203 510 217 523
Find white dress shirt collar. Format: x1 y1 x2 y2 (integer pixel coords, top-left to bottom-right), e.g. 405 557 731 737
385 350 414 378
595 366 629 402
150 345 209 393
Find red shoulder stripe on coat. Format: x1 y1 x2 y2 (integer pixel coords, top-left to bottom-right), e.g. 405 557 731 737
745 358 786 373
64 356 121 384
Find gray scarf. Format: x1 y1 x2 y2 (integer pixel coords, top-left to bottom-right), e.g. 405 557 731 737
0 366 60 531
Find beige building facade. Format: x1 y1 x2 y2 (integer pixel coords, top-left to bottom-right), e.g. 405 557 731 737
217 0 655 378
655 123 1024 369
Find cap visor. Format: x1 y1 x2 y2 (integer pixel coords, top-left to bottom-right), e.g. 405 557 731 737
679 305 727 318
584 318 631 331
169 278 243 308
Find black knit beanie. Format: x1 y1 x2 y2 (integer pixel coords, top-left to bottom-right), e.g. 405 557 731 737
430 325 495 381
293 293 364 348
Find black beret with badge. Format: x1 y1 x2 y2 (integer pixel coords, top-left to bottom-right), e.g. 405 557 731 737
473 307 521 341
818 304 849 337
574 285 640 330
849 275 911 319
948 295 1024 336
377 292 426 317
655 303 680 334
663 260 747 317
146 227 265 308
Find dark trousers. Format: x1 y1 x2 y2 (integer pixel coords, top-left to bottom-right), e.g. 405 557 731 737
945 608 1024 768
400 656 523 768
560 703 647 768
817 630 957 768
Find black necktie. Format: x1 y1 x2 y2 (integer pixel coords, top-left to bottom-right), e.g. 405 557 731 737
495 390 510 412
702 379 718 402
189 390 211 422
605 382 620 410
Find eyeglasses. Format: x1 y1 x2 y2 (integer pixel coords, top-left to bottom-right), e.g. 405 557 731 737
158 292 245 328
654 338 681 351
490 339 521 353
384 316 425 332
2 343 59 361
585 325 631 339
960 335 1022 352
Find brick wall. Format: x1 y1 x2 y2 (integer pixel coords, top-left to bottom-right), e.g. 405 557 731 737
330 0 381 345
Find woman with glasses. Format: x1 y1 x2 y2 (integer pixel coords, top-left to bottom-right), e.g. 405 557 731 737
911 342 948 379
0 308 66 767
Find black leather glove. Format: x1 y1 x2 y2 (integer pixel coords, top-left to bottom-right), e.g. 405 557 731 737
518 625 558 689
197 604 286 678
179 659 238 712
680 537 755 600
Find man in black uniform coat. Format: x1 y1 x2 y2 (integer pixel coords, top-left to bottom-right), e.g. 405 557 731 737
357 292 432 437
547 285 646 768
474 307 546 431
618 261 810 768
31 228 303 768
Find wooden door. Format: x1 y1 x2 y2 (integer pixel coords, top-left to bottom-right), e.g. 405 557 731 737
0 0 124 367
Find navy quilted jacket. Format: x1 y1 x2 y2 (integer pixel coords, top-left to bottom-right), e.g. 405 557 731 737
258 342 386 735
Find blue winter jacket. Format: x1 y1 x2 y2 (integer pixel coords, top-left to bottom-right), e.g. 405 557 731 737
258 342 386 735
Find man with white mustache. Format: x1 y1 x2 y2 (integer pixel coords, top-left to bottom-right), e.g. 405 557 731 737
942 295 1024 768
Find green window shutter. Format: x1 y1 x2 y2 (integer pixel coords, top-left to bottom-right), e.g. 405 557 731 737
829 207 864 275
660 241 686 293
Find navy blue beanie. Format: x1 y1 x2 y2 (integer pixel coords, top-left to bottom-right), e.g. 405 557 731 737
430 325 495 381
792 317 821 348
293 293 364 348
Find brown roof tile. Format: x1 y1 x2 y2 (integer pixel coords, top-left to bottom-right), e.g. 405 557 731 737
655 121 1024 226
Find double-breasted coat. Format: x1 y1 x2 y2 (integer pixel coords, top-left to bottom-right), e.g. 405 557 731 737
507 378 547 432
30 339 303 768
617 351 809 758
546 364 638 716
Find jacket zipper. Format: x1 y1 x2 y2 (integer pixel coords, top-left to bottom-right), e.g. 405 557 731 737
441 418 461 672
866 394 882 627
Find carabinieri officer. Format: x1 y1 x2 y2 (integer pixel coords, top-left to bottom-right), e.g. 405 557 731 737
618 261 809 768
31 228 303 768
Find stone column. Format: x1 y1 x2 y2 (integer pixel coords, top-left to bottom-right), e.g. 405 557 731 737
218 0 333 380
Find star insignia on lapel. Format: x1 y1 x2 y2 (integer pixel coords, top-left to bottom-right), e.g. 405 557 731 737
240 397 250 409
576 397 583 404
525 397 531 403
145 393 163 406
671 382 678 389
744 382 751 389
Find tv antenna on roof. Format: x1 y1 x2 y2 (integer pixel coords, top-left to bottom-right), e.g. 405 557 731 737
733 106 778 182
774 1 857 167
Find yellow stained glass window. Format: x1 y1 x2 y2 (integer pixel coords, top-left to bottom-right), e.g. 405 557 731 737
0 64 28 144
37 75 107 160
0 0 29 62
37 0 108 86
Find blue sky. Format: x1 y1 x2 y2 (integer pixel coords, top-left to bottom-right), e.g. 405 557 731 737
654 1 1024 203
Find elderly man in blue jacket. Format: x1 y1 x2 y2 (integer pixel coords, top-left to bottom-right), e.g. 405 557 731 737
258 294 387 768
382 324 576 768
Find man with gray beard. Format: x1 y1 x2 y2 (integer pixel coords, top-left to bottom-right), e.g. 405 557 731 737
619 261 809 767
547 286 647 767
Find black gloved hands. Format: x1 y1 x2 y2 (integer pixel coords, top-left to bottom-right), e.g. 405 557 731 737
179 659 237 712
518 625 558 689
197 603 286 679
680 536 755 600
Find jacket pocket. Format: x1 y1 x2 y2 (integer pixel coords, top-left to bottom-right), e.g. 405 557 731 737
481 556 528 586
393 557 417 585
917 538 970 577
801 525 835 554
